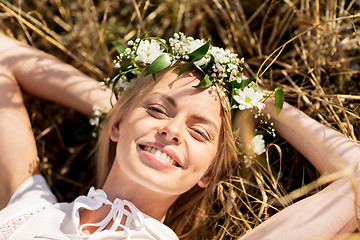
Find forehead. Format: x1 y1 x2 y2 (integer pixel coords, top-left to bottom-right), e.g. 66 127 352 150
149 69 222 117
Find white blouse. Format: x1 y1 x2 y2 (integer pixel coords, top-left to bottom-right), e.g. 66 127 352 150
0 175 178 240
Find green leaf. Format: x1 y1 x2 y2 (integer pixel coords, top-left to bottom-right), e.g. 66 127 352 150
177 40 211 78
177 61 193 78
112 41 127 55
194 74 213 88
187 40 210 62
231 105 238 110
107 68 120 86
204 54 215 71
274 87 284 114
240 75 256 89
145 53 172 77
230 74 256 89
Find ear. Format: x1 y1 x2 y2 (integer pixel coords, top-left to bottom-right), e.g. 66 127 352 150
197 174 212 188
110 120 121 142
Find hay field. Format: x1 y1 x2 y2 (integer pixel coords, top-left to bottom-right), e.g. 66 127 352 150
0 0 359 238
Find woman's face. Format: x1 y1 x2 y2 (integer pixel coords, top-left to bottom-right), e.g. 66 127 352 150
110 69 222 196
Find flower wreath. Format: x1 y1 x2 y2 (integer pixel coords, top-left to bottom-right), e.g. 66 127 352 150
92 32 284 155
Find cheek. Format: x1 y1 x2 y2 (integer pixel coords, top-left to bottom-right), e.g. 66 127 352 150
115 114 159 150
189 142 217 171
118 111 151 137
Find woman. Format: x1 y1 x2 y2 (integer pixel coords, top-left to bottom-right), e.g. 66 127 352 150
0 33 234 239
0 32 359 240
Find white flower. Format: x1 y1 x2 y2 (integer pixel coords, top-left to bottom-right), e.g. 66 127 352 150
114 62 120 68
228 63 238 72
92 105 102 116
252 135 266 155
125 48 131 54
170 32 206 59
89 117 100 127
236 75 247 83
233 86 265 111
173 32 180 40
194 55 210 68
115 76 131 90
215 63 224 73
188 39 205 52
89 105 102 127
135 40 163 64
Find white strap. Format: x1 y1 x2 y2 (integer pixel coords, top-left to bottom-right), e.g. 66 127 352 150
78 187 145 237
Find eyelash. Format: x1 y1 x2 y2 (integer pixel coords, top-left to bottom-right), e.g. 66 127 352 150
147 105 167 117
191 128 209 141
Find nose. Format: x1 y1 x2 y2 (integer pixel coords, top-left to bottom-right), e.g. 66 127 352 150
158 118 183 145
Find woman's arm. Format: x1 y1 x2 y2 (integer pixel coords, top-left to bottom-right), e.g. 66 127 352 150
0 34 113 115
0 34 113 208
264 100 360 176
241 100 360 239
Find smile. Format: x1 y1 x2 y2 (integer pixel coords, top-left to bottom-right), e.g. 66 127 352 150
139 144 182 168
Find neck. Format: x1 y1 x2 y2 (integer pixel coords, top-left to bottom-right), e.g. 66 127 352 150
80 164 179 228
101 178 178 222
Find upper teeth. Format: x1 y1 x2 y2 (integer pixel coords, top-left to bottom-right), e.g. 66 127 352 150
144 146 178 166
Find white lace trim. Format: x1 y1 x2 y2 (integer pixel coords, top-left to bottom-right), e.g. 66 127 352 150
0 206 47 239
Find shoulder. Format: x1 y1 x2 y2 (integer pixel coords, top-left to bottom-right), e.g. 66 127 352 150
0 177 81 240
0 175 57 223
143 213 179 240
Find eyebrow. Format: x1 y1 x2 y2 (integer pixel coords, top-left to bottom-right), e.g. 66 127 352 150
190 115 219 137
151 92 177 107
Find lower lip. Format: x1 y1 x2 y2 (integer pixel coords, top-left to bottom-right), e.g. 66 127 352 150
138 146 179 170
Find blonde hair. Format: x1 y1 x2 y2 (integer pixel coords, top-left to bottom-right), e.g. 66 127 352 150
96 70 152 186
96 64 238 239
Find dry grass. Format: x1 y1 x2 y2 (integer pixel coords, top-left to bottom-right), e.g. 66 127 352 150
0 0 359 238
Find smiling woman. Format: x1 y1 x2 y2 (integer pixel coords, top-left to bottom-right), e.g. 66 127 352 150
105 68 222 213
0 32 360 240
95 64 237 236
0 32 237 239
